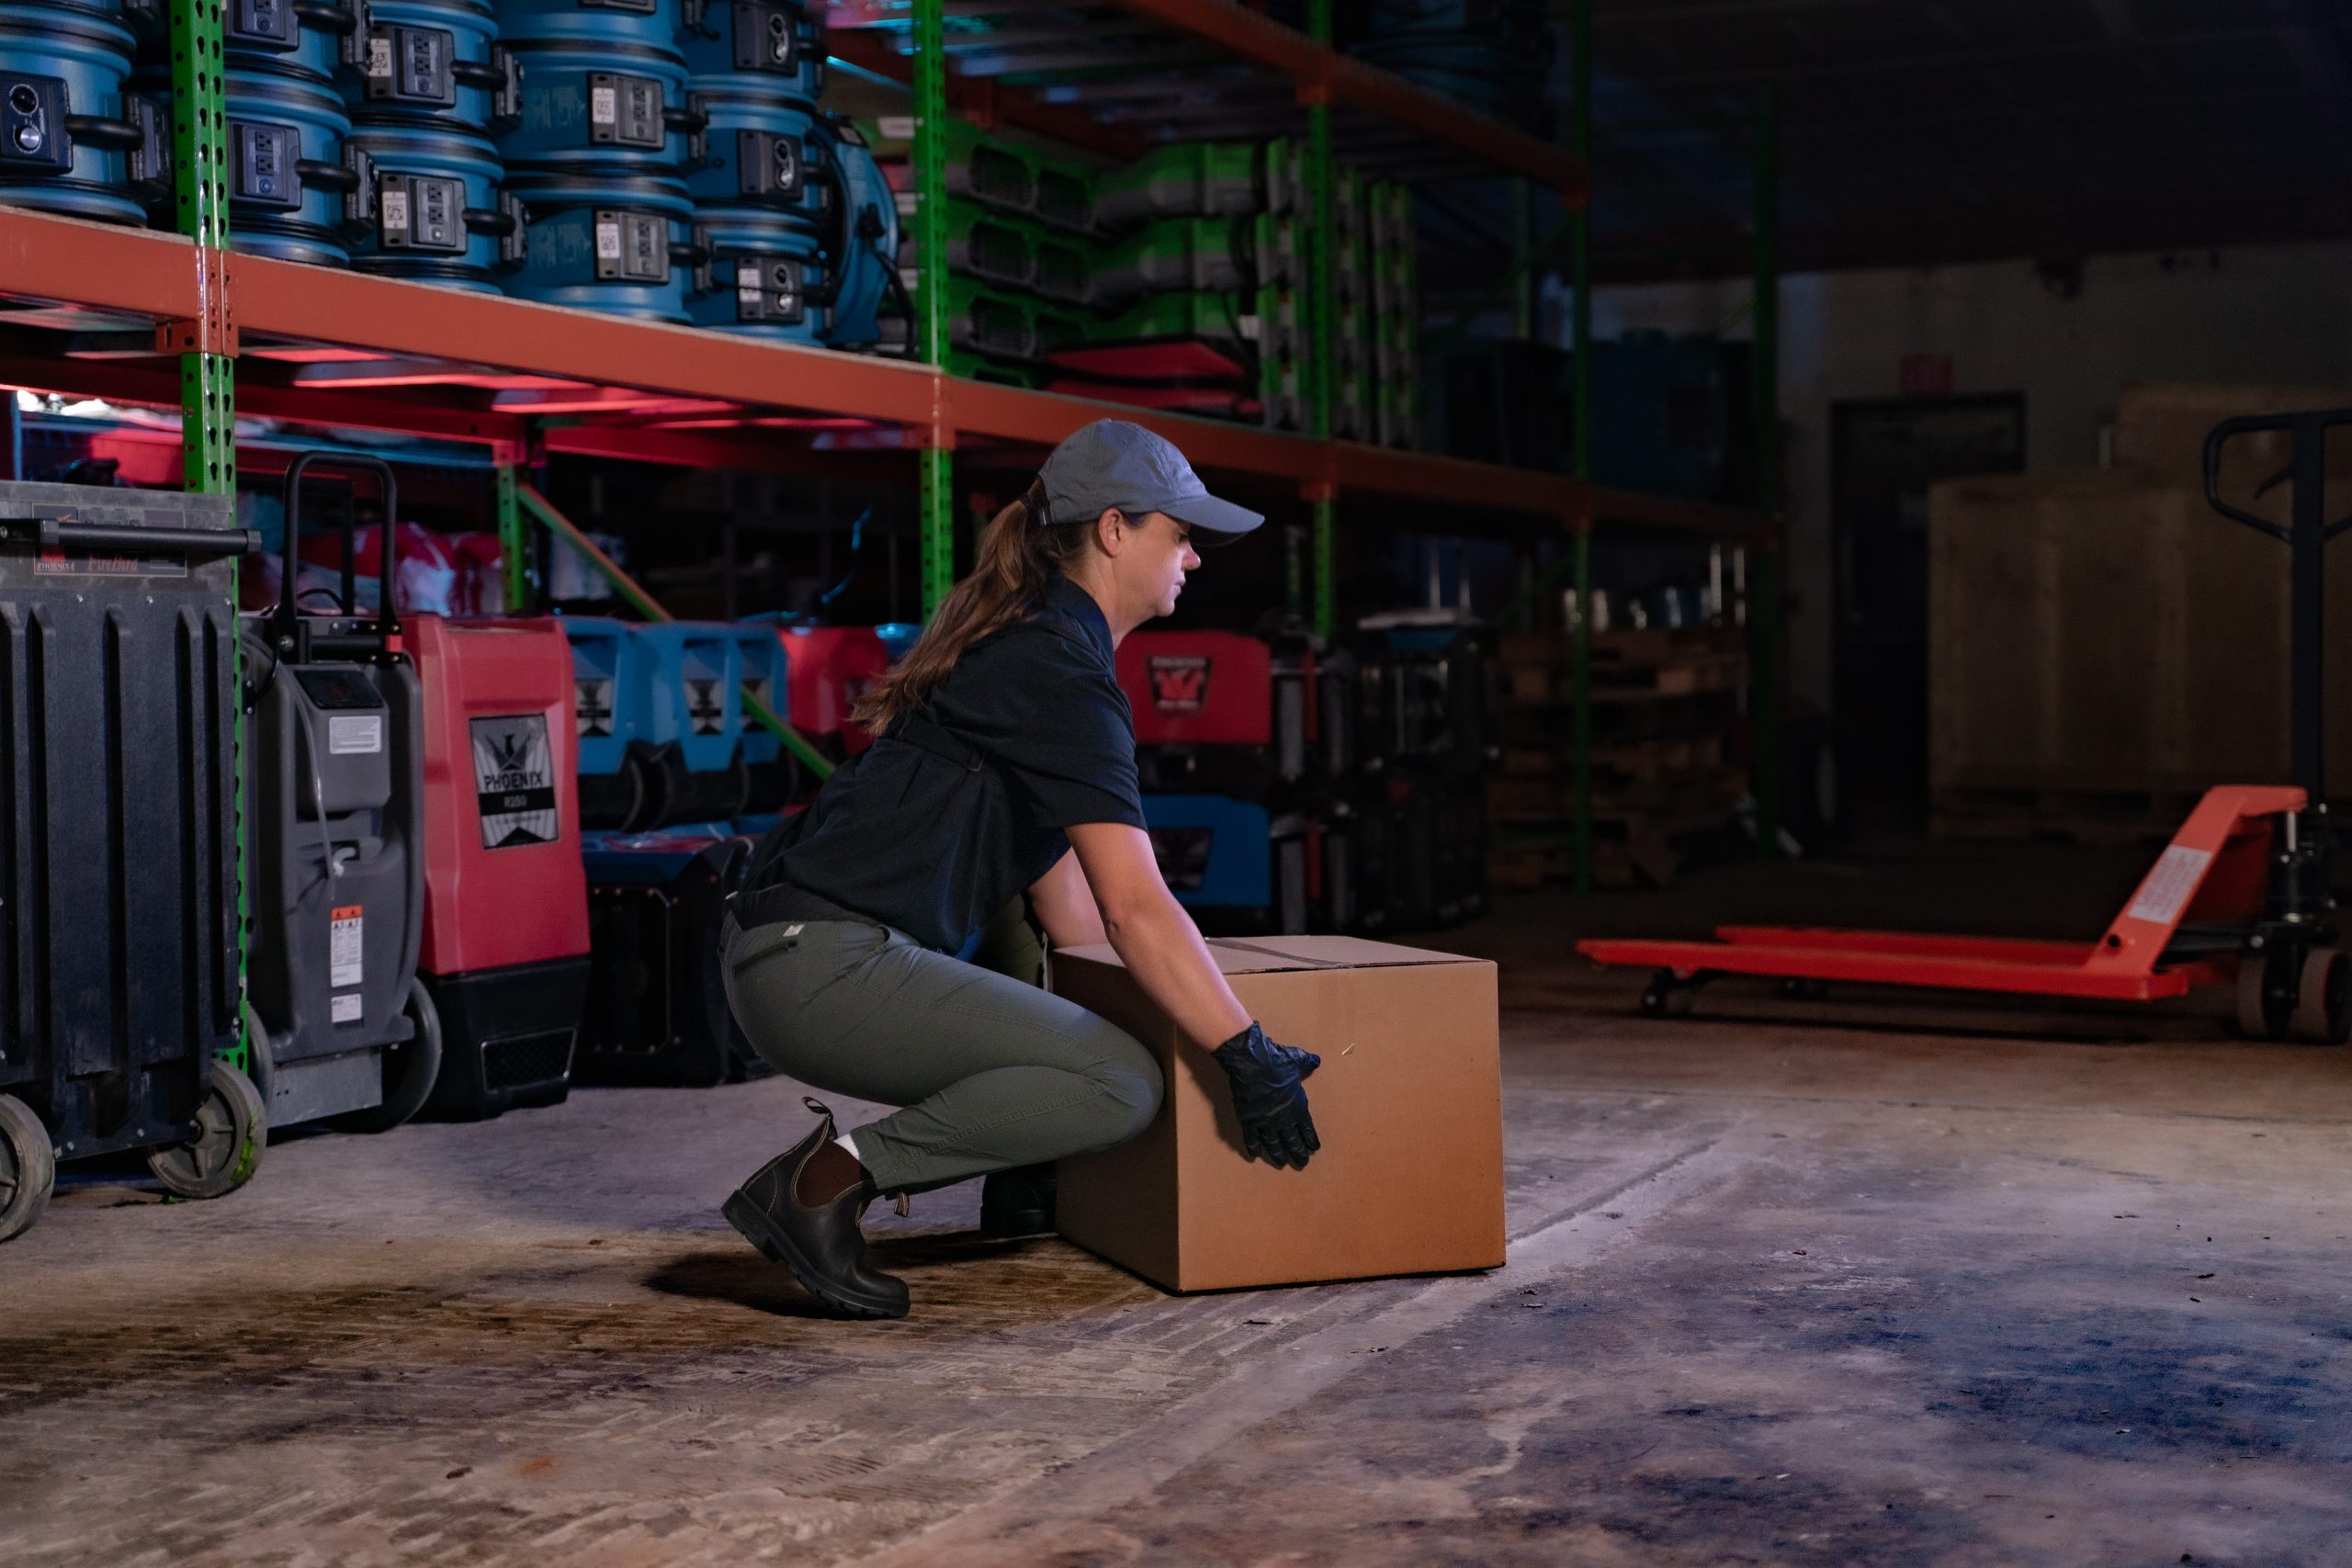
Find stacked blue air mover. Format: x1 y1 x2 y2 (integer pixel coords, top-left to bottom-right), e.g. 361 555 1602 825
493 0 707 321
118 0 379 265
342 0 528 288
674 0 828 342
0 0 159 226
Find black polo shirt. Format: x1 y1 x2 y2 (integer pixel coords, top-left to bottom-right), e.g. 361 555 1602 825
745 575 1146 955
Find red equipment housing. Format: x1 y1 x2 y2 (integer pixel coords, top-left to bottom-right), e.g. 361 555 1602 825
1117 630 1272 748
781 625 888 759
408 615 594 1119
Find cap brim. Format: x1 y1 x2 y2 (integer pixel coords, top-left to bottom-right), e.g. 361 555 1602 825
1160 492 1265 545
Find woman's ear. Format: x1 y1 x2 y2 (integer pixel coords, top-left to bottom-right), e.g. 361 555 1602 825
1094 506 1127 558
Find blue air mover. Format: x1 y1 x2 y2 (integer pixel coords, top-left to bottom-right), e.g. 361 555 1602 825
351 0 520 130
1143 794 1272 928
682 81 817 212
0 0 155 225
675 0 820 102
222 0 370 85
562 615 657 829
504 171 701 321
217 63 375 265
637 620 747 826
345 120 524 288
732 621 797 812
818 115 897 349
492 0 704 178
687 208 824 340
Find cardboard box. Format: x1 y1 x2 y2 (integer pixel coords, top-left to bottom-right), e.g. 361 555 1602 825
1050 934 1504 1292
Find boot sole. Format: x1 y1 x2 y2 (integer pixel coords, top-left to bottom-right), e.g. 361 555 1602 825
722 1190 909 1321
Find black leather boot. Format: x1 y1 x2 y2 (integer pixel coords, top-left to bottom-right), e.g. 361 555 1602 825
722 1098 910 1319
978 1162 1057 1240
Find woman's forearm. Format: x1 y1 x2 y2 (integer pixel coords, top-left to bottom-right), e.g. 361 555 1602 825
1101 890 1253 1050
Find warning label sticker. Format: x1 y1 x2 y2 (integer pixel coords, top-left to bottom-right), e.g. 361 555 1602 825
471 714 560 849
576 677 615 738
328 714 383 755
331 992 364 1025
591 84 618 125
330 905 365 990
2125 845 2212 927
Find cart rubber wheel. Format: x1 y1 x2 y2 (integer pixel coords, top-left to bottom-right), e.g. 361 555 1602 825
241 998 276 1113
147 1059 266 1200
327 977 444 1134
0 1093 56 1244
1640 974 1694 1018
2289 948 2352 1045
2237 951 2292 1042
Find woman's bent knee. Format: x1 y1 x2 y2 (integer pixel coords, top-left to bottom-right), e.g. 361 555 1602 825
1082 1033 1164 1150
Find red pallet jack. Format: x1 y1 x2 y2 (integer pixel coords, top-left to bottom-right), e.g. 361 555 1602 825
1579 408 2352 1044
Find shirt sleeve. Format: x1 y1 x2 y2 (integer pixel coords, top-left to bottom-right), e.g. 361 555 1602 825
989 630 1146 829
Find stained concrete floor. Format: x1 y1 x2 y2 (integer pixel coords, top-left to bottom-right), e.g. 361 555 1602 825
6 838 2352 1567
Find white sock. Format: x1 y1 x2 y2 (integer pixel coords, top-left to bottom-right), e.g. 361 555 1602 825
833 1133 862 1166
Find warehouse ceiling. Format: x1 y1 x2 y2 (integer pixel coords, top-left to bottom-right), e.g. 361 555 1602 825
1584 0 2352 276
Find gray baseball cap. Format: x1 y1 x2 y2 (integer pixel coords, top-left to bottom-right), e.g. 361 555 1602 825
1038 419 1265 544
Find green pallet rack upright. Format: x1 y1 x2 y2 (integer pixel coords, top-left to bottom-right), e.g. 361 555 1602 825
914 0 955 615
169 0 247 1069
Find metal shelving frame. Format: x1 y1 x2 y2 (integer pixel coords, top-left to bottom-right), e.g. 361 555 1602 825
0 0 1781 896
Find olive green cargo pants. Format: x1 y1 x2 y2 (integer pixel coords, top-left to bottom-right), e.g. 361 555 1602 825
719 899 1164 1197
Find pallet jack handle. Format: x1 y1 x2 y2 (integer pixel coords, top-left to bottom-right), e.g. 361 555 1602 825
2203 409 2352 806
277 453 399 660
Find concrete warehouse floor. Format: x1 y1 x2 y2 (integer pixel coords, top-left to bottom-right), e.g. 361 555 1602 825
6 838 2352 1567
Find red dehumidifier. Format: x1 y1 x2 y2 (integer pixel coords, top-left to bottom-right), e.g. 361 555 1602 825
782 624 889 762
408 615 594 1120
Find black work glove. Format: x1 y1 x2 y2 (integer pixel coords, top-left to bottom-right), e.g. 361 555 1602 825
1211 1021 1322 1170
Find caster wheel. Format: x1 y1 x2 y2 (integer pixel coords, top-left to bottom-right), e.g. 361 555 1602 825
0 1093 56 1244
2237 950 2294 1042
328 977 444 1134
147 1058 266 1200
1639 974 1694 1018
2290 948 2351 1045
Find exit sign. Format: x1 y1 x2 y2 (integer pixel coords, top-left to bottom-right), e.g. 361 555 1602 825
1901 354 1955 398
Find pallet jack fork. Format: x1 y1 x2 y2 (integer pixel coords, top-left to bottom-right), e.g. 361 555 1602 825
1578 408 2352 1044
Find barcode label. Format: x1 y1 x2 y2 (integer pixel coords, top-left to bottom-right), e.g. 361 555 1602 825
331 992 364 1025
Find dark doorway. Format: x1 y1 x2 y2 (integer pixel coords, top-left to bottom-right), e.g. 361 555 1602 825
1830 395 2027 830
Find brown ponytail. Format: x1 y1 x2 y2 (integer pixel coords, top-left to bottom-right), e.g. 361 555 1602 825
853 479 1097 734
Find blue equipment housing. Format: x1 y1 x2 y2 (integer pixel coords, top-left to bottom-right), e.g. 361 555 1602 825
215 63 372 265
492 31 700 178
637 620 749 827
682 83 819 212
1143 794 1272 919
819 115 899 349
345 120 525 288
351 0 519 131
0 0 155 225
223 0 368 86
686 206 826 342
675 0 821 101
731 622 797 811
504 170 699 320
561 615 656 829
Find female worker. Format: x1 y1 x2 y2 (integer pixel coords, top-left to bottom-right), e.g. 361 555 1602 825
718 419 1324 1320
